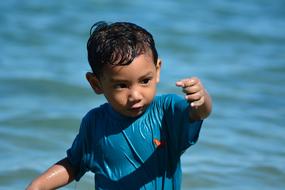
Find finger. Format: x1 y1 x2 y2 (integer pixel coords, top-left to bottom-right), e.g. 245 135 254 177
176 78 197 87
176 80 189 87
190 96 205 107
182 85 201 94
185 90 203 102
175 81 184 87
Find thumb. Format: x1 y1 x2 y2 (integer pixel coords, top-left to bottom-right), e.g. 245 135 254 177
176 80 185 87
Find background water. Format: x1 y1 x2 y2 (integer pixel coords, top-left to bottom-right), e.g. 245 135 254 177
0 0 285 189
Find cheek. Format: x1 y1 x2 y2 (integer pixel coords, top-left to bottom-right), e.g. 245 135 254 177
108 91 128 106
144 85 157 100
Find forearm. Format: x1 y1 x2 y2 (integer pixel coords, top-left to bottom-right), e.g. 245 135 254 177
26 158 76 190
189 90 212 121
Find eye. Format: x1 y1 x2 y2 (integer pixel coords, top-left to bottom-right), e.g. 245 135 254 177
113 83 127 89
141 77 152 86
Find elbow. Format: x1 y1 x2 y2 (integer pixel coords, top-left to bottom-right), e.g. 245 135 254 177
26 180 43 190
26 184 38 190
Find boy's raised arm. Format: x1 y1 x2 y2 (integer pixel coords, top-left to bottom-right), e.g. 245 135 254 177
176 77 212 121
26 157 77 190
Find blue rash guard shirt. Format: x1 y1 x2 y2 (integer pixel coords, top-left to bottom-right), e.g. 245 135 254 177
67 94 203 190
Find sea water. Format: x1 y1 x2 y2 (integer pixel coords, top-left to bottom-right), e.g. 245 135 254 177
0 0 285 189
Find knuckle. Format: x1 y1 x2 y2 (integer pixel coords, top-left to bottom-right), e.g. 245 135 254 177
190 93 200 101
192 77 200 83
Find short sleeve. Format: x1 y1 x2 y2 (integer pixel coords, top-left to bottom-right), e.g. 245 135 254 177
66 116 90 181
164 94 203 155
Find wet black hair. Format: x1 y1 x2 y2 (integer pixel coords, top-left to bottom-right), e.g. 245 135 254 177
87 21 158 77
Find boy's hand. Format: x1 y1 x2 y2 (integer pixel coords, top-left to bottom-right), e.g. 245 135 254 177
176 77 205 108
176 77 212 120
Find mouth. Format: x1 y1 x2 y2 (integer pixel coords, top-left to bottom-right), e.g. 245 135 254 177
130 106 143 111
128 105 144 114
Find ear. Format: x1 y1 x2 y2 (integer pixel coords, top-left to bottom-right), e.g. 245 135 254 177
86 72 103 94
155 58 162 83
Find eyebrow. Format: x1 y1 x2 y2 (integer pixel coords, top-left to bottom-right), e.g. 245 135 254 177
109 78 128 83
139 71 154 79
109 71 154 83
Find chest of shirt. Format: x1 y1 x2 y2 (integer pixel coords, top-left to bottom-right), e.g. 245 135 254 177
90 114 168 177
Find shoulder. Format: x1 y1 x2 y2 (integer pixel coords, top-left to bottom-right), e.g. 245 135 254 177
80 103 109 128
154 94 185 107
152 94 189 115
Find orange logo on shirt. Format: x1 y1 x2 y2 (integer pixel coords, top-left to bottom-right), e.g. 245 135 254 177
153 138 166 148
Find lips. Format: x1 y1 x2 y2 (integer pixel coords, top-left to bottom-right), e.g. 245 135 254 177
128 105 144 113
130 106 143 111
131 104 143 109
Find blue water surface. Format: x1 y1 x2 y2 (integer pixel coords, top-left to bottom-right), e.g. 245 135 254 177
0 0 285 189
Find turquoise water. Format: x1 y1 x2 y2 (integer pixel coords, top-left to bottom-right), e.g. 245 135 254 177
1 0 285 189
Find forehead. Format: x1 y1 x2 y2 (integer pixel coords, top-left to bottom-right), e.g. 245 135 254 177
101 53 156 81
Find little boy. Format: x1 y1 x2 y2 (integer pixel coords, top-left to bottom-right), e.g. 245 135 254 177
27 21 212 190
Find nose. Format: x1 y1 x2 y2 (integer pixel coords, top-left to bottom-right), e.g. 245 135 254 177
128 88 143 103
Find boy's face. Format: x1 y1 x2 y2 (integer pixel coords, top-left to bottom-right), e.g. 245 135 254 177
88 52 161 117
